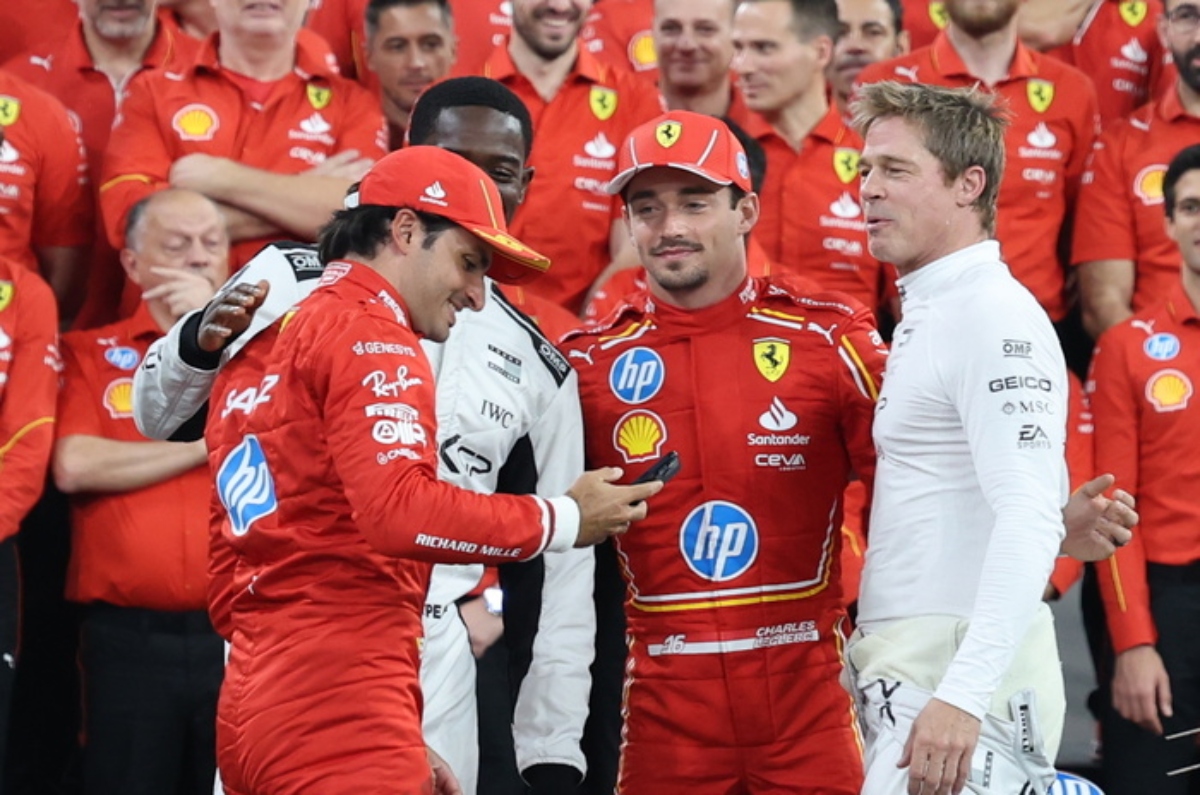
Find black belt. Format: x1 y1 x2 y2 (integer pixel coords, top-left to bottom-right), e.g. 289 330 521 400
86 602 214 635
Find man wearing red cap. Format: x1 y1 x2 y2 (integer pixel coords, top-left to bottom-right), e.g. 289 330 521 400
206 145 660 795
560 109 886 794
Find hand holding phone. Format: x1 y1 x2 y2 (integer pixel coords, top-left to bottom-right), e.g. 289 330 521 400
633 450 681 486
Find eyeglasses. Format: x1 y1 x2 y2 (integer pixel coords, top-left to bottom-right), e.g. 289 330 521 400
1166 4 1200 34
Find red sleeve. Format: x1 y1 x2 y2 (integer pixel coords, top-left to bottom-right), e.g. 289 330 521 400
1050 376 1094 596
207 485 236 641
99 74 172 249
29 90 92 249
54 333 105 440
316 313 566 563
334 81 389 160
1072 123 1135 265
835 302 887 519
0 267 58 540
1089 327 1154 652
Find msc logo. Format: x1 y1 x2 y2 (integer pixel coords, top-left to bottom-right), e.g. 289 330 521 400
609 347 665 404
217 435 278 537
680 501 758 582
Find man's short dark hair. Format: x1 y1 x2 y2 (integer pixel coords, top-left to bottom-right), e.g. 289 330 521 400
749 0 839 41
884 0 904 33
317 202 457 262
1164 144 1200 219
365 0 453 37
408 77 535 158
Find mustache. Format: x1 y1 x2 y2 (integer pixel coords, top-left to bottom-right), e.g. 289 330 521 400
650 237 703 256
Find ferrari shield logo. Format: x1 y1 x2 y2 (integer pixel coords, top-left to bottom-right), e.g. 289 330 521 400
754 338 790 383
307 84 332 110
0 96 20 127
1027 80 1055 113
834 149 860 184
930 2 949 29
0 282 12 312
1119 1 1147 26
590 87 618 121
656 121 682 148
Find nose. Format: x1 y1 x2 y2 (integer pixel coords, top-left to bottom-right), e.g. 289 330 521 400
731 46 751 76
463 271 486 311
186 239 215 271
859 168 881 202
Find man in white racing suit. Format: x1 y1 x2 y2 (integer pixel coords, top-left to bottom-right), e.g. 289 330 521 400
850 81 1082 795
131 78 594 795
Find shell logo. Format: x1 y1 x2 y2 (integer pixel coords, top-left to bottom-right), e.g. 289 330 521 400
171 104 220 142
613 409 666 464
1145 368 1193 412
627 30 657 71
1133 163 1166 205
103 377 135 419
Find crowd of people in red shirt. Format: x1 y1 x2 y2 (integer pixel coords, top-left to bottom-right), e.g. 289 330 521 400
0 0 1196 793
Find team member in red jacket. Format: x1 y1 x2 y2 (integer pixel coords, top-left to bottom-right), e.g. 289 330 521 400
0 252 58 777
561 110 885 794
100 0 387 270
1091 143 1200 794
206 146 659 795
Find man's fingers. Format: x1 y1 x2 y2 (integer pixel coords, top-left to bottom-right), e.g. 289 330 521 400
1159 675 1174 720
1113 488 1135 508
951 748 970 795
1078 472 1116 499
898 730 914 769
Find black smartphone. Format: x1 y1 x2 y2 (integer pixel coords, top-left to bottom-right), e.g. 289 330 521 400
633 450 681 485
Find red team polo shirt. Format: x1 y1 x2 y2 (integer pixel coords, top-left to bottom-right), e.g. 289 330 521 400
481 42 662 313
904 1 950 50
0 257 59 542
305 0 368 80
1072 85 1200 314
858 35 1099 321
99 33 387 269
727 102 887 313
0 70 91 274
0 0 76 64
449 0 515 78
6 12 201 328
1090 283 1200 652
584 0 658 79
58 304 211 611
1046 0 1175 126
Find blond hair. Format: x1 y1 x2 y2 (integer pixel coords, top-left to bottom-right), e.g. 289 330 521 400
851 81 1008 236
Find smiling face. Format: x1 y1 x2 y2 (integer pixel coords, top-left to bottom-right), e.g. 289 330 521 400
623 167 757 308
399 220 490 342
419 105 532 223
732 0 831 115
510 0 592 60
653 0 736 94
368 2 457 116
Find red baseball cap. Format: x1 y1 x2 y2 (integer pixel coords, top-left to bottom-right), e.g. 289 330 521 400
607 111 753 196
344 146 549 285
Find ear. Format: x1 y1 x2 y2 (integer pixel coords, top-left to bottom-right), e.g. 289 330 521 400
956 165 987 208
813 34 835 70
391 208 422 254
896 30 911 56
120 248 141 285
737 192 761 236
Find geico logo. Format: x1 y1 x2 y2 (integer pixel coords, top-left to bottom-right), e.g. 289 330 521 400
821 237 863 256
754 453 806 468
988 375 1053 392
1022 168 1056 184
573 176 610 195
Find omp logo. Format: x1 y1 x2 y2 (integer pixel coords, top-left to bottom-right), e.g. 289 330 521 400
680 501 758 582
609 347 665 404
217 435 278 537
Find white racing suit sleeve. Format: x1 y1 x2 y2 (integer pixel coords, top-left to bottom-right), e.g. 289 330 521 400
932 298 1067 721
513 368 594 777
130 243 314 440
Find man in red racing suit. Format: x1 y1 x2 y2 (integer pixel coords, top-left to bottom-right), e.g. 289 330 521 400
205 146 657 795
559 110 887 794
